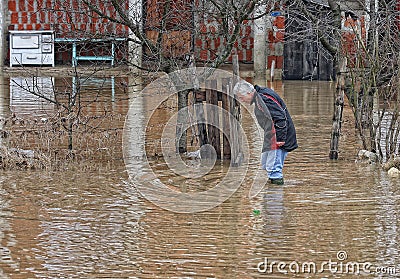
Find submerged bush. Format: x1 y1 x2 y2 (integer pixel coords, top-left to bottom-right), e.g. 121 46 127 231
0 114 125 171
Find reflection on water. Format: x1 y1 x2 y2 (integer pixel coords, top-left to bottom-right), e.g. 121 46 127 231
9 77 55 116
1 75 126 118
0 74 8 147
0 79 399 278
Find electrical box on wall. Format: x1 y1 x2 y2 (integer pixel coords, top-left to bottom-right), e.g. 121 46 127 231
9 30 55 67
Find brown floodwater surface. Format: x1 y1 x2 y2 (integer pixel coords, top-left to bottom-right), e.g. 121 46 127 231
0 77 399 278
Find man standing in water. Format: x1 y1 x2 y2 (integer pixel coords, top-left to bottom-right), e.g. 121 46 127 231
233 81 298 185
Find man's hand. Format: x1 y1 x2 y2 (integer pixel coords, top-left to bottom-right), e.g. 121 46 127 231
276 141 285 147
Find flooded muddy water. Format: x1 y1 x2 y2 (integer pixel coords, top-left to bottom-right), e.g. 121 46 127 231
0 77 399 278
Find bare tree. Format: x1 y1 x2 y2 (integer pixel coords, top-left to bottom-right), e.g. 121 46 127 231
354 0 400 161
76 0 270 71
3 0 279 166
285 0 400 162
4 70 125 157
72 0 274 153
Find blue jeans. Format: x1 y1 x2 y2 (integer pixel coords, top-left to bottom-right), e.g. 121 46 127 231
261 149 288 179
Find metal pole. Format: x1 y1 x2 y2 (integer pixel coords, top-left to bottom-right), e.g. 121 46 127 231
72 42 77 67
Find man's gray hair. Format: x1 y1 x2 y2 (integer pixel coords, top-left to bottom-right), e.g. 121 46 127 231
233 80 255 97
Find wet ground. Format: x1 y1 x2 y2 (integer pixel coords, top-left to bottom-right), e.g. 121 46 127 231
0 76 399 278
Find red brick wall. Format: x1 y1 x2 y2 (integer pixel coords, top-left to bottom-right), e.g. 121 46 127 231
8 0 129 37
7 0 286 67
194 20 254 63
194 11 285 67
267 15 285 69
144 0 192 58
397 0 400 29
341 15 367 68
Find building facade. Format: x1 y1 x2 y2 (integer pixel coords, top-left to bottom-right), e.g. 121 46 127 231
1 0 399 80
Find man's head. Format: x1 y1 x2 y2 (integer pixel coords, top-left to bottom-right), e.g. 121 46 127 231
233 80 255 104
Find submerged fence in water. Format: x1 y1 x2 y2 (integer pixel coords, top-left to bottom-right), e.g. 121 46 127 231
192 76 243 166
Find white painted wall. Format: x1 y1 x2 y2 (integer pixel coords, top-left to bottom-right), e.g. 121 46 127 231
0 0 5 68
128 0 142 73
253 4 267 82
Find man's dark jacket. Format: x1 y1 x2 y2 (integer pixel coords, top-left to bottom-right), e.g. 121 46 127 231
252 85 298 153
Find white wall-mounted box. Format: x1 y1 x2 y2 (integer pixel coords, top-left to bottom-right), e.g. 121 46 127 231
9 30 55 67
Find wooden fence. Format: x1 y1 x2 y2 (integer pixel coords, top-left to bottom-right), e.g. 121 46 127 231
190 57 244 166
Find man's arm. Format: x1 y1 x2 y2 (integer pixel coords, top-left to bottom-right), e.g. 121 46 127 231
265 98 288 144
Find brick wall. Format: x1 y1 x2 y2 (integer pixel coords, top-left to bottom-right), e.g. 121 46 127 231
7 0 129 36
144 0 192 58
6 0 286 68
267 14 284 70
7 0 130 64
194 20 254 63
194 10 285 69
397 0 400 29
341 14 367 68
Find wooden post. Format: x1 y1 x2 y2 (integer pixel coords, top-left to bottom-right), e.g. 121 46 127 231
176 90 189 154
0 72 7 147
221 78 232 160
206 80 221 160
194 90 208 147
230 54 243 166
229 89 242 166
329 57 347 159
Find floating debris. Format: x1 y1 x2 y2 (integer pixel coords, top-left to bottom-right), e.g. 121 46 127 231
388 167 400 178
252 209 261 216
